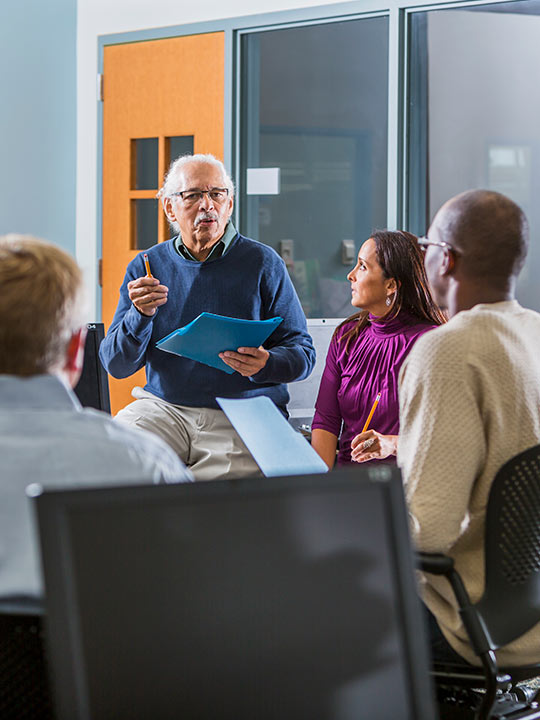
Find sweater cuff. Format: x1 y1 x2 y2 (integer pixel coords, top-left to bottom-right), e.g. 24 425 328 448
124 303 155 336
249 350 277 384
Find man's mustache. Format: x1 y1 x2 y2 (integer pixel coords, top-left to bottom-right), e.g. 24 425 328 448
194 213 218 227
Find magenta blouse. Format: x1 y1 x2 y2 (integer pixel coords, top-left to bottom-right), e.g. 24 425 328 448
311 312 438 465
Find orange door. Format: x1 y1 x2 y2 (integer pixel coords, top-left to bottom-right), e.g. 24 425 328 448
102 33 225 414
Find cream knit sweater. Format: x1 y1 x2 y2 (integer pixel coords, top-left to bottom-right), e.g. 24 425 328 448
398 300 540 666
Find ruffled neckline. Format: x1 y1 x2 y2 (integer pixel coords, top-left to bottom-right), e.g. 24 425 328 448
367 310 421 338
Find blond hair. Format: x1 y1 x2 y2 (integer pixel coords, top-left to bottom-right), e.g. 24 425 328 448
0 235 85 375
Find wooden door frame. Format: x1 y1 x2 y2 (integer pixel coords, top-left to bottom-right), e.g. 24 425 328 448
96 20 236 321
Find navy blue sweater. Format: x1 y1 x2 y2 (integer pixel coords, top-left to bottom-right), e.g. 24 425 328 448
99 234 316 413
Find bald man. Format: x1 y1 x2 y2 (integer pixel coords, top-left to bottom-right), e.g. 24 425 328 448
398 190 540 667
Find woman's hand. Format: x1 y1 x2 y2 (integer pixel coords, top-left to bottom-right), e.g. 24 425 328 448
350 430 398 462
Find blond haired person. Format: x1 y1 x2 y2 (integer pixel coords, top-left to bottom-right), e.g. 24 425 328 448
0 235 191 601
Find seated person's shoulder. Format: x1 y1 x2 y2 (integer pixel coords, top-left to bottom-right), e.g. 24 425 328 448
516 305 540 326
403 317 471 376
450 302 539 351
409 317 459 351
336 318 358 336
326 319 360 349
72 408 191 481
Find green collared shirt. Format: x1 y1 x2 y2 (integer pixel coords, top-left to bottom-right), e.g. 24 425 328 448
173 222 238 262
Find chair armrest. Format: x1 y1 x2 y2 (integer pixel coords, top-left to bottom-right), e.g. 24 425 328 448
417 553 491 656
416 552 455 575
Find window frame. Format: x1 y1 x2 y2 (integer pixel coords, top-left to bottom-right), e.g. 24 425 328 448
95 0 530 319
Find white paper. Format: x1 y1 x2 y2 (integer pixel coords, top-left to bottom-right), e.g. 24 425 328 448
217 396 328 476
246 167 280 195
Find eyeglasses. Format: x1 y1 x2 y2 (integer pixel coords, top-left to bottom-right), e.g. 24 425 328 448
169 188 229 206
417 236 460 255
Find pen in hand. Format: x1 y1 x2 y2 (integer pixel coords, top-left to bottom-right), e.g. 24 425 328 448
143 253 153 278
128 253 168 317
362 392 381 433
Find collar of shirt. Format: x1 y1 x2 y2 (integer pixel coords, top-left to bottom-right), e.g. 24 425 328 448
173 221 238 262
0 374 81 411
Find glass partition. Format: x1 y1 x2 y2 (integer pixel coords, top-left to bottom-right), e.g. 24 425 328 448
407 1 540 311
239 16 389 318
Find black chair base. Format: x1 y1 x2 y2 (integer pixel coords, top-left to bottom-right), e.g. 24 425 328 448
437 682 540 720
434 661 540 685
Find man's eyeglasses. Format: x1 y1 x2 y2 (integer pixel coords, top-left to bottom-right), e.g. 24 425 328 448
170 188 229 206
417 236 459 255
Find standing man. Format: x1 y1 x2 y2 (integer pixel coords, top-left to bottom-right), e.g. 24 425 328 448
398 189 540 666
100 153 315 481
0 235 191 601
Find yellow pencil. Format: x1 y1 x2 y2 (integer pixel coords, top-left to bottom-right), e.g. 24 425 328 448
143 252 153 278
362 392 381 433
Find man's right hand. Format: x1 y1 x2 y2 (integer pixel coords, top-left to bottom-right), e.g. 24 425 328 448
128 276 169 317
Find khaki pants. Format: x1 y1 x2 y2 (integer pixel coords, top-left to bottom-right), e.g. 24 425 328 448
115 387 261 482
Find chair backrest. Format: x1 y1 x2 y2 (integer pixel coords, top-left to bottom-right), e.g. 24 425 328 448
476 443 540 649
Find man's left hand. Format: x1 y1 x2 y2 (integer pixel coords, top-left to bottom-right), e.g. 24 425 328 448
219 346 269 377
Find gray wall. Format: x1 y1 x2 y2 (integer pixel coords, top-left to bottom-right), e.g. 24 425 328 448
428 8 540 310
0 0 77 254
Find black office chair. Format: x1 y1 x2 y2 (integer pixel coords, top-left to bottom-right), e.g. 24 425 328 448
0 599 53 719
418 443 540 720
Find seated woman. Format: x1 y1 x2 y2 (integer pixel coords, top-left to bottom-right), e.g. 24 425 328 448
311 230 445 468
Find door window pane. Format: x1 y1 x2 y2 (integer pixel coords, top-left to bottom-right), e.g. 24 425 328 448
240 18 389 318
407 1 540 311
168 135 194 164
131 138 158 190
131 199 158 250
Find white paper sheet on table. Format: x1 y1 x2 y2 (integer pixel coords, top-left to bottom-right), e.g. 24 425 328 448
217 395 328 477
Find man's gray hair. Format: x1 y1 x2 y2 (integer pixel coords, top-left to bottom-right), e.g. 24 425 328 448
157 153 235 200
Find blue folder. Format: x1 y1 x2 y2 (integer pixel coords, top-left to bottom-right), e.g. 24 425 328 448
217 396 328 476
156 312 283 374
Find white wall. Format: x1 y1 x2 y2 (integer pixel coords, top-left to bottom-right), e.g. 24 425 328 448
77 0 356 319
1 0 76 254
428 9 540 309
428 10 540 220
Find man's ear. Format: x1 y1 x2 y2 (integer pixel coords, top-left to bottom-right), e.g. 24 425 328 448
162 197 177 223
63 327 88 388
226 193 234 220
440 248 457 276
